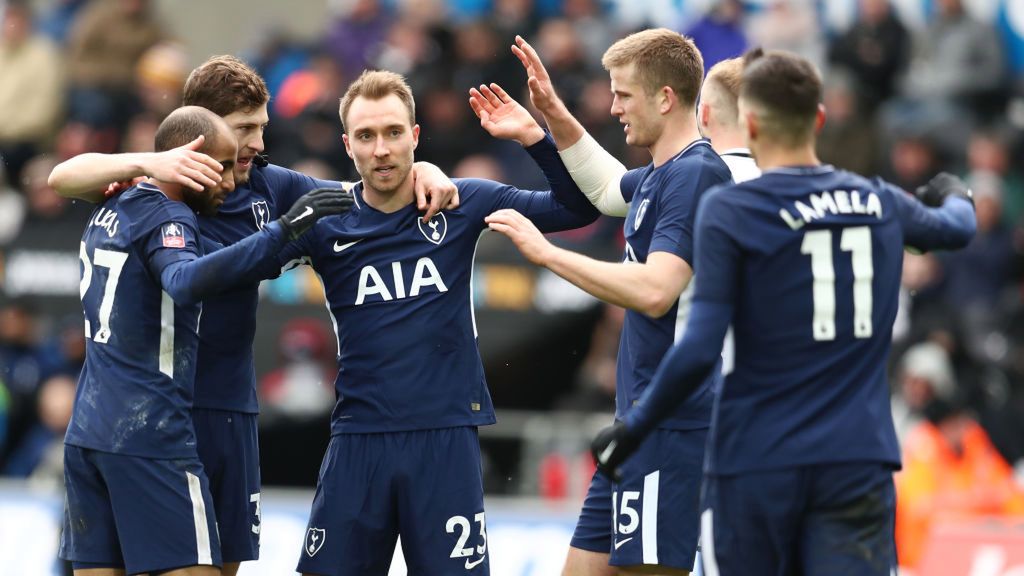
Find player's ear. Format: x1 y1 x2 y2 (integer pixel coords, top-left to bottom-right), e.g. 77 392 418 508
411 124 420 150
659 86 674 115
343 134 353 159
814 104 826 134
699 101 710 129
744 111 758 142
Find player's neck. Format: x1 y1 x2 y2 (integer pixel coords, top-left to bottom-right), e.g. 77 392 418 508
148 178 184 203
650 114 702 167
708 129 747 155
752 144 820 172
360 179 415 214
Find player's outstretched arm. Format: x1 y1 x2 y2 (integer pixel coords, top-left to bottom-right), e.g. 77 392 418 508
469 83 546 146
48 136 223 202
592 299 732 479
485 209 690 317
512 36 629 217
159 188 354 304
893 172 976 252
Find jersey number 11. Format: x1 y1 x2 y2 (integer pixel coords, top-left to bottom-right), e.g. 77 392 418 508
800 226 873 341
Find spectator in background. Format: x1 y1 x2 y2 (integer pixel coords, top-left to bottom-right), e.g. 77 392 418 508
966 128 1024 226
885 0 1006 152
259 318 335 419
2 373 74 483
828 0 910 113
452 20 523 95
685 0 747 73
895 381 1024 569
562 0 615 65
65 0 164 134
891 341 957 441
133 41 187 118
816 69 880 176
885 134 941 192
324 0 388 77
746 0 825 70
0 1 64 186
534 19 591 112
490 0 541 44
0 298 43 470
940 173 1016 316
39 316 86 382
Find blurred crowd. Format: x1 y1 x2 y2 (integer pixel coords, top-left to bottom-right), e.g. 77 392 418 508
2 0 1024 565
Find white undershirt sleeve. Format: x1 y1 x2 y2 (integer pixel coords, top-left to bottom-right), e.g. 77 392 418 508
557 132 630 217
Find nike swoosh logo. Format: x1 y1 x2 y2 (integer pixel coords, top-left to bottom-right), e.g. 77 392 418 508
599 439 618 464
614 537 633 550
290 206 314 224
464 556 486 569
333 239 362 253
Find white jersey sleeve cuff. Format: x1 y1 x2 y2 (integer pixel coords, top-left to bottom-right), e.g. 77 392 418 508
558 132 629 217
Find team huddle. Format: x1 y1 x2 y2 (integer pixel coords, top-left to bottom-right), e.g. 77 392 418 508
54 25 976 576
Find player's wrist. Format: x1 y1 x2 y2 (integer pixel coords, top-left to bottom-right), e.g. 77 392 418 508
517 126 546 148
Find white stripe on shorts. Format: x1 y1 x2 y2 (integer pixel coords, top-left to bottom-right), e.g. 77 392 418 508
701 509 720 576
642 470 659 564
186 471 213 565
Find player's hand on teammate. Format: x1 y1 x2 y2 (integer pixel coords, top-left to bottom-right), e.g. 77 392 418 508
590 421 640 482
278 187 355 240
485 209 555 266
144 135 224 192
104 176 146 198
914 172 973 208
468 83 545 147
511 35 561 114
412 162 459 223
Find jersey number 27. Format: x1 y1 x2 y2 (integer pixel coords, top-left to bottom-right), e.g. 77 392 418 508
79 242 128 343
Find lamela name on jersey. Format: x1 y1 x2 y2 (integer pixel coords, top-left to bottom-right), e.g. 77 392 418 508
779 189 883 230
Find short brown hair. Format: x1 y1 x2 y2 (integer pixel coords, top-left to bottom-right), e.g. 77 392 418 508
740 49 822 146
182 55 269 117
339 70 416 132
601 28 704 108
704 56 744 126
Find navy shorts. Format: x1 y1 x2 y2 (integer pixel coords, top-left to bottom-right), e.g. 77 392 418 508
700 462 897 576
193 408 261 563
59 445 221 574
571 427 706 570
297 427 489 576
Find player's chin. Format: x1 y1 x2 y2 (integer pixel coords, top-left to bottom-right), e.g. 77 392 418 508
234 166 252 186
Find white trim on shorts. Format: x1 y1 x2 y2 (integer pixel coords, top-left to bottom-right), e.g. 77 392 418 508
186 471 214 565
642 470 660 564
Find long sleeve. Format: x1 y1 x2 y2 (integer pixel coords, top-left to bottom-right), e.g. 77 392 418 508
158 221 289 305
890 185 976 252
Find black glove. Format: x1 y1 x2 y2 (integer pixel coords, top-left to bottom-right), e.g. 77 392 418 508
277 187 355 240
590 421 641 483
914 172 973 208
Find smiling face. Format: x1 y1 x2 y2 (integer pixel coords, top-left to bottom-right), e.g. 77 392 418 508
221 103 268 186
342 93 419 199
608 63 663 148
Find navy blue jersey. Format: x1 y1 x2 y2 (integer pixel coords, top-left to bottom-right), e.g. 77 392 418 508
194 164 336 413
626 166 976 475
66 184 205 458
614 140 732 430
277 172 596 434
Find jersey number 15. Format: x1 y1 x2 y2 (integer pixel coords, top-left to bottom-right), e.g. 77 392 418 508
800 226 873 341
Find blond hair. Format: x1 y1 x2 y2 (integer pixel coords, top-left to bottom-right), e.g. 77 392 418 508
601 28 704 108
339 70 416 132
704 56 744 126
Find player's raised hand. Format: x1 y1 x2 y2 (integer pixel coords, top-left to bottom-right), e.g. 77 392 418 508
914 172 974 208
469 83 546 147
412 161 459 222
278 187 355 240
485 208 556 265
590 422 640 482
143 135 224 192
511 35 561 115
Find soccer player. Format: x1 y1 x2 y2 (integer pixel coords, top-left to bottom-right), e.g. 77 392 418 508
60 106 353 576
270 69 597 576
483 30 730 575
698 55 759 183
591 50 977 575
48 55 457 576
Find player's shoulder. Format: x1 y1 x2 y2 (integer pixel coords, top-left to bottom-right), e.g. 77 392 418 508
451 177 508 204
118 184 195 236
663 140 731 185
